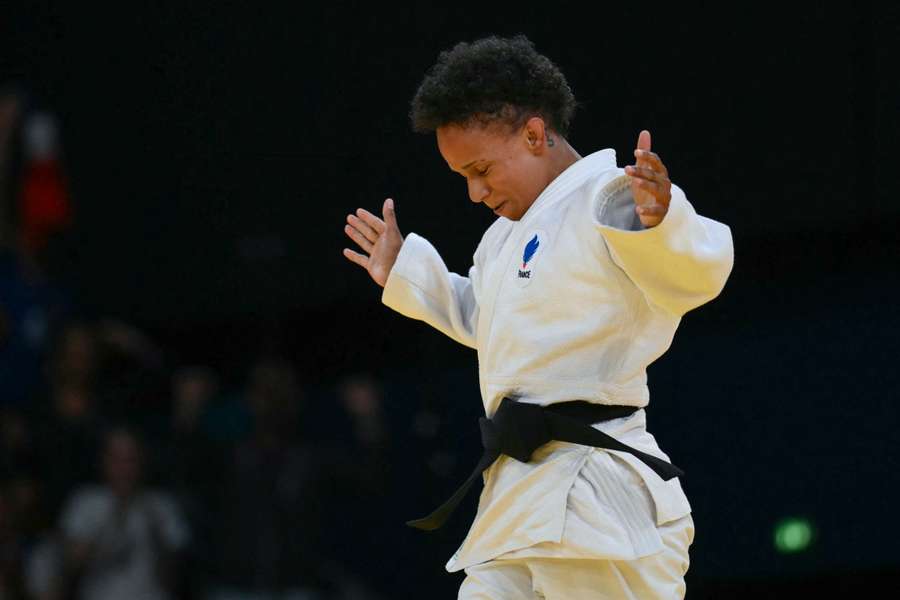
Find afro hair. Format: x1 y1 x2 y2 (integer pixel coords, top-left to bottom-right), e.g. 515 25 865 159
410 35 577 136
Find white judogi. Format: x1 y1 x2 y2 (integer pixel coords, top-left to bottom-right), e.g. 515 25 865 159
382 149 733 594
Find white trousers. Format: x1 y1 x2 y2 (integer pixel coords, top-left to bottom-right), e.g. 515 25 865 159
458 514 694 599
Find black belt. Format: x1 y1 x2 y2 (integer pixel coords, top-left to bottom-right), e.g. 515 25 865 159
406 397 684 531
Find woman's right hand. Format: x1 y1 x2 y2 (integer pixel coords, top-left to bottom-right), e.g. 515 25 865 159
343 198 404 288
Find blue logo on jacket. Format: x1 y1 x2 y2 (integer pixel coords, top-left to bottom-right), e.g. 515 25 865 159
518 234 540 279
522 234 539 268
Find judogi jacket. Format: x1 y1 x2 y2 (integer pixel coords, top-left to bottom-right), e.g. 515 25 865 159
382 149 734 572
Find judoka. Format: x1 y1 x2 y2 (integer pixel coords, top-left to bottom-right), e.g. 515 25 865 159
342 34 734 599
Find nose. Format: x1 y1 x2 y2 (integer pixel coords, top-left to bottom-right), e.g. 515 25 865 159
467 179 490 204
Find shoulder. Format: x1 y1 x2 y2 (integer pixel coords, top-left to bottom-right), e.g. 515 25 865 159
60 486 110 533
66 485 109 511
548 163 636 233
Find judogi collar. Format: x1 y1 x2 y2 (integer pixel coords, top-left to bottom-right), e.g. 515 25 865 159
513 149 618 228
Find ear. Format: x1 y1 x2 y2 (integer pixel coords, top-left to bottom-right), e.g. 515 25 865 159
522 116 550 154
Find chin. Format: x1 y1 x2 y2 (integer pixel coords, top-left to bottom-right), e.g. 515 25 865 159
493 201 516 220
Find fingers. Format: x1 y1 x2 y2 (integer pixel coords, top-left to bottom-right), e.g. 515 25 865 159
629 133 669 228
347 214 377 244
627 165 671 204
634 201 667 217
630 174 671 212
355 208 386 235
382 198 398 230
342 248 369 269
632 130 666 176
343 199 398 272
624 164 669 184
630 176 660 190
630 177 666 200
635 202 666 228
344 222 374 254
631 149 668 176
637 129 652 152
347 199 394 238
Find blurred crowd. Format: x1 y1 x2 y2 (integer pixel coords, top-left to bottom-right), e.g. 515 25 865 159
0 317 414 600
0 90 465 600
0 319 406 600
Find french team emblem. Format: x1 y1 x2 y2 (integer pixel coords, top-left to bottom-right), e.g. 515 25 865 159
515 230 546 288
518 234 539 278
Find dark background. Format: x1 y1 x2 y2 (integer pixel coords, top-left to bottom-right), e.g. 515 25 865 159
3 1 899 597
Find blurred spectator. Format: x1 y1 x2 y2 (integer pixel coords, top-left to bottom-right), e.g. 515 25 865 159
212 358 329 600
17 111 72 262
32 322 105 519
59 426 189 600
0 95 75 409
330 376 393 510
337 375 388 453
317 375 396 598
162 366 226 597
46 321 98 394
166 366 223 502
170 366 218 435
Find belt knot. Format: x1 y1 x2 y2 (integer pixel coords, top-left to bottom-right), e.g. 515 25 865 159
486 399 553 463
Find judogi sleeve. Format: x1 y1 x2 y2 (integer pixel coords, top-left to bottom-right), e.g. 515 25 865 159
381 232 479 348
594 182 734 317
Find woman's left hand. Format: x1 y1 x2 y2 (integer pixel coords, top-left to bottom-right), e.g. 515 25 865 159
624 129 671 228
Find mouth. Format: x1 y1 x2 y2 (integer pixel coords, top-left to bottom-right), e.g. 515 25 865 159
491 201 507 215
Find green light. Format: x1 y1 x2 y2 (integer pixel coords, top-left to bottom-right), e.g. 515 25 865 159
774 517 814 553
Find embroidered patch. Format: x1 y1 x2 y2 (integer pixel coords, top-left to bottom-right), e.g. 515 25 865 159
515 230 546 288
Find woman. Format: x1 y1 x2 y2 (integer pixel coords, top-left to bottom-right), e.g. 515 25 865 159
343 35 733 599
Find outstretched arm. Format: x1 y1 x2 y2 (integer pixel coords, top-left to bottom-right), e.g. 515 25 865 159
343 199 479 348
595 130 734 317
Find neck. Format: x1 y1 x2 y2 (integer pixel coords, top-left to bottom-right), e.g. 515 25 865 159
545 137 581 184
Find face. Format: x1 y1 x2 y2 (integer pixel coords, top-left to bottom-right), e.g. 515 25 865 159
103 431 142 497
436 119 551 221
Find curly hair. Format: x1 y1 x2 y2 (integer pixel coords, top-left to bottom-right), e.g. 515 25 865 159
410 35 577 136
